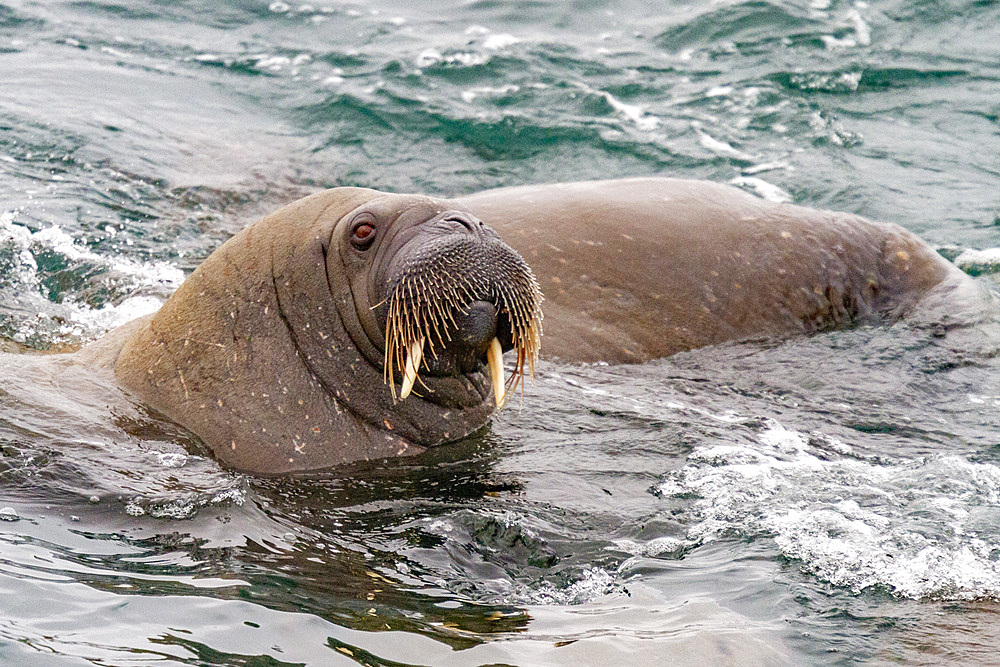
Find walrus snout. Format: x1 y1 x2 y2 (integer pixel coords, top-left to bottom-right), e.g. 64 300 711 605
419 299 510 408
382 225 543 408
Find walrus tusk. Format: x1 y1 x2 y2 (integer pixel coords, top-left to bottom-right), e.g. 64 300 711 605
487 337 505 408
400 337 424 399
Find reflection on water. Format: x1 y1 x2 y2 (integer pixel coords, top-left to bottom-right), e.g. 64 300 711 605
2 0 1000 664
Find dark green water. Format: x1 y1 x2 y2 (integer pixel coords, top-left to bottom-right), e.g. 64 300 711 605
2 0 1000 664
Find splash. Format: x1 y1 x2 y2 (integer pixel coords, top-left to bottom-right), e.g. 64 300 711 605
656 418 1000 601
729 176 792 203
0 212 183 345
953 247 1000 276
500 566 619 606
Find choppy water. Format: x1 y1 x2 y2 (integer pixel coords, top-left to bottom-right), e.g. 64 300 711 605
2 0 1000 664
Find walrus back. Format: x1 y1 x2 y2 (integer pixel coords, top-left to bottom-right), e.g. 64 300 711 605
458 178 969 363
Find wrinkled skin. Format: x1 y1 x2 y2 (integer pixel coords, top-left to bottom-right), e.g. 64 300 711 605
89 178 978 474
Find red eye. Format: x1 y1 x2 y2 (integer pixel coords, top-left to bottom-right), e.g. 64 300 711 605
351 221 376 249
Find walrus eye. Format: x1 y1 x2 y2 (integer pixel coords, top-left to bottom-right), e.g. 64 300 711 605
350 220 376 250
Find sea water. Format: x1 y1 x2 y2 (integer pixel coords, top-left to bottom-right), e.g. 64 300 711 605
2 1 1000 664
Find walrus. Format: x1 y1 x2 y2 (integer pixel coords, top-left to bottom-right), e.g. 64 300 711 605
80 178 978 473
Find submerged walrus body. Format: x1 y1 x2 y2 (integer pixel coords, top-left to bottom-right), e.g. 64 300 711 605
87 178 975 473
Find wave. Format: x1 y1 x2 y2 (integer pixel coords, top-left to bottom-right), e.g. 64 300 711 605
0 211 183 347
656 417 1000 601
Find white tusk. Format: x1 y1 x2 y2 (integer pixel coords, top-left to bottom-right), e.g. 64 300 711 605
400 337 424 399
487 337 505 408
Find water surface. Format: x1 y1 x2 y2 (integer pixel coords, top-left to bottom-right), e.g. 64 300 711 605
2 0 1000 664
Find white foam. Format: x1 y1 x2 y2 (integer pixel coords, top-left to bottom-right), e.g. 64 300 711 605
600 91 660 131
125 484 245 520
808 110 861 145
0 213 184 341
821 35 858 49
415 48 442 68
846 7 871 46
443 51 490 67
30 225 184 290
425 519 455 534
210 487 246 506
460 84 519 104
156 452 189 468
254 55 292 72
0 210 41 288
742 162 789 175
65 295 163 336
124 502 146 517
500 567 618 606
697 130 753 160
657 419 1000 600
610 536 685 557
414 29 518 70
482 34 519 51
729 176 792 203
706 85 734 97
573 84 659 131
954 247 1000 274
840 71 862 89
100 47 130 59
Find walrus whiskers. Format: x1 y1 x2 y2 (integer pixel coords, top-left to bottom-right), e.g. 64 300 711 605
382 259 543 409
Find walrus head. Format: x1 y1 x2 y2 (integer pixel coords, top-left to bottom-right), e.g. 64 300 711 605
338 199 541 405
113 188 543 473
327 192 543 420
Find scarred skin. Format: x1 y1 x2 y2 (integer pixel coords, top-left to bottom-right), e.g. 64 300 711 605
84 178 974 473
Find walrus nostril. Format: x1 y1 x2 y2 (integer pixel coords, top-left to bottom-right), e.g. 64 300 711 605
442 214 479 234
454 300 498 354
